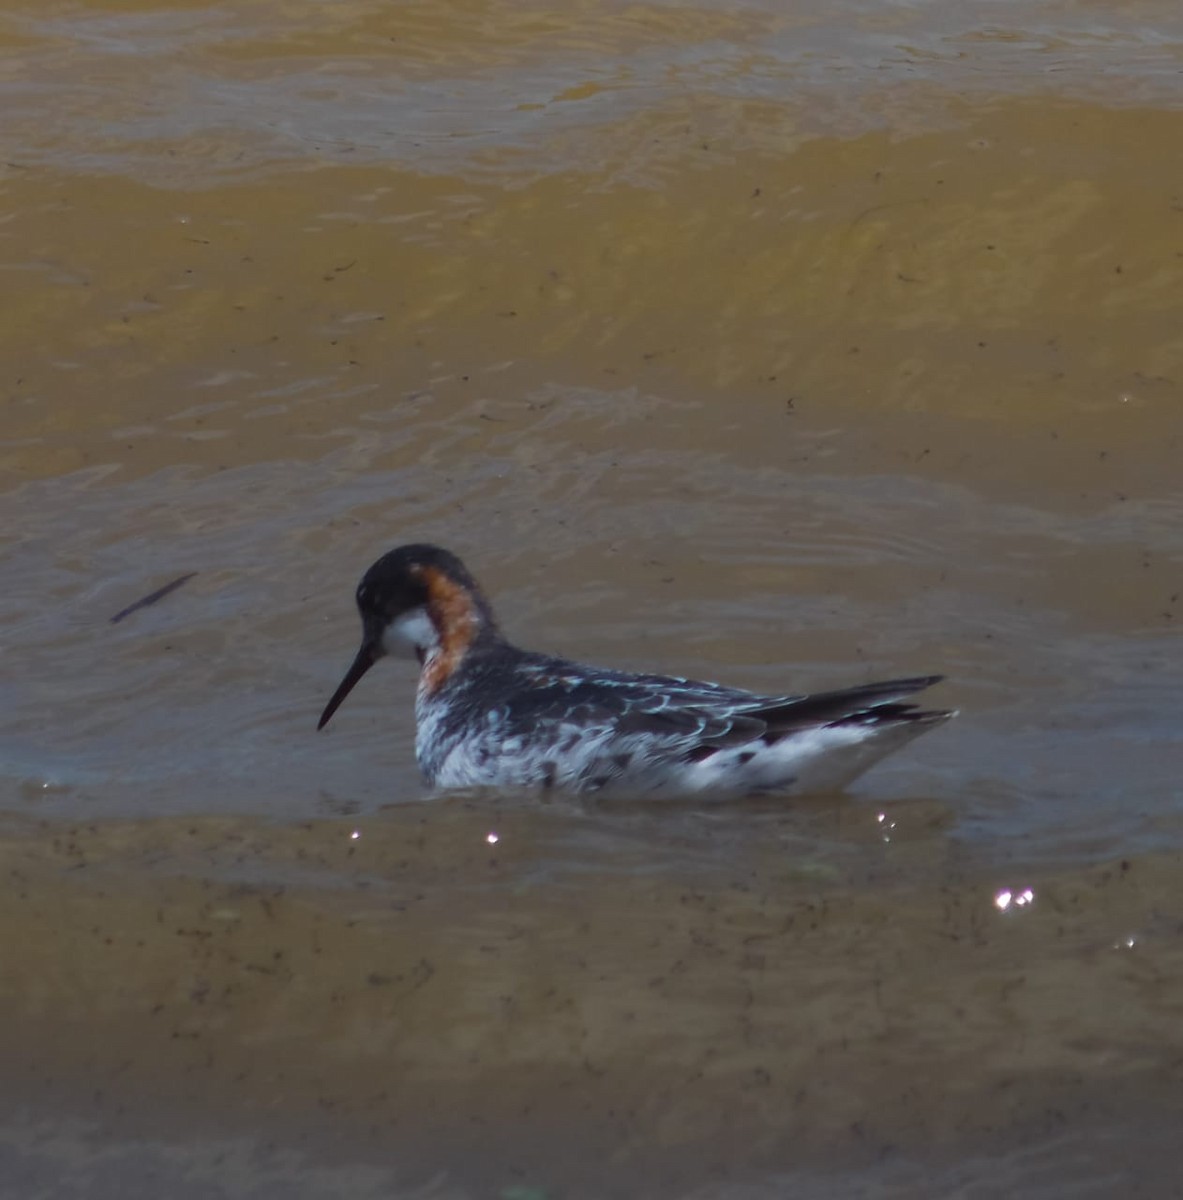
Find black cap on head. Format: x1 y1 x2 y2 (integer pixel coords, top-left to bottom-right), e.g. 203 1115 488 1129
354 543 474 623
318 544 492 731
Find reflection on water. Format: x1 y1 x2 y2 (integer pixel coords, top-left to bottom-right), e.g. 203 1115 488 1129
4 0 1182 182
2 0 1182 1193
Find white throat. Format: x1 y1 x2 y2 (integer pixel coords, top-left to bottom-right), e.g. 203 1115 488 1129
382 606 439 661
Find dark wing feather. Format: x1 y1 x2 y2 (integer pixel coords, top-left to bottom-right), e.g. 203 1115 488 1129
744 675 949 737
484 655 758 743
473 651 946 752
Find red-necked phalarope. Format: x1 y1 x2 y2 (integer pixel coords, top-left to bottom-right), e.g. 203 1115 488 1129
317 544 954 798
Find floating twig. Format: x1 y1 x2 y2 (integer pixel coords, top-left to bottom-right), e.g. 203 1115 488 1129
109 572 197 624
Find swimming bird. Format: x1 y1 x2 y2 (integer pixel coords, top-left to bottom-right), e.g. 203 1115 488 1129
317 544 953 798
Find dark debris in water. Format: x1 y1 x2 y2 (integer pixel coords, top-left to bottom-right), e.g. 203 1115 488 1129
109 572 197 624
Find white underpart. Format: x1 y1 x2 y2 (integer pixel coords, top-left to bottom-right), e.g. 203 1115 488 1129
382 606 438 660
655 721 932 799
421 707 940 799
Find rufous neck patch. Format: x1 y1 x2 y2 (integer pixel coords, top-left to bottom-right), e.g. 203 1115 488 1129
414 564 483 693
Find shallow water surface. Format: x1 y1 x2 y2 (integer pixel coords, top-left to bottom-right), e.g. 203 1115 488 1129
1 0 1182 1194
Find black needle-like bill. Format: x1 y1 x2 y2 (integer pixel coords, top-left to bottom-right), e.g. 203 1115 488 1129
317 640 379 730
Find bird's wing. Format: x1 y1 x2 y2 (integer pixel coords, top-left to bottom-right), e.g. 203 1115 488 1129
498 659 946 751
728 674 948 737
495 658 766 744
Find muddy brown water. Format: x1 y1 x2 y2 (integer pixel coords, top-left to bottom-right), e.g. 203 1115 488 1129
2 0 1182 1195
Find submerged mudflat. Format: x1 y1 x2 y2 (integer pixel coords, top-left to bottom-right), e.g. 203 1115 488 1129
2 805 1180 1195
